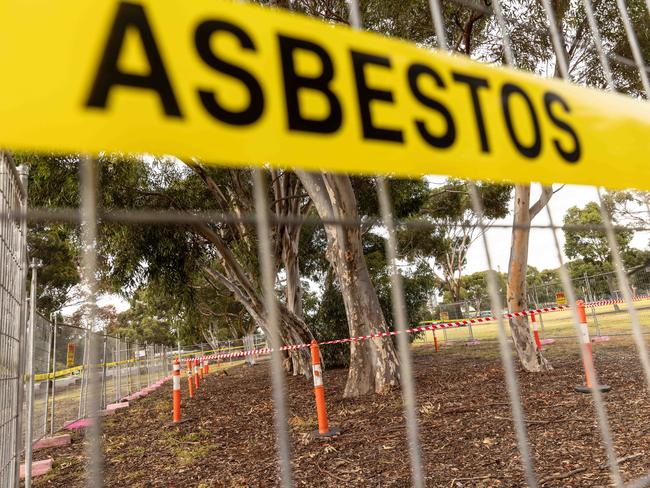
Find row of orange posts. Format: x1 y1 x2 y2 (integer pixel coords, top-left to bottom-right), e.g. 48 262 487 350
172 357 210 423
171 342 341 436
171 302 607 426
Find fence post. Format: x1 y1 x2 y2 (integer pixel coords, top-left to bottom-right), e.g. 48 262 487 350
186 359 194 399
172 359 181 423
310 340 340 437
78 328 89 419
135 341 141 391
49 315 58 436
24 260 38 488
43 318 53 437
575 300 611 393
126 341 132 397
115 336 120 403
145 343 151 387
101 333 108 410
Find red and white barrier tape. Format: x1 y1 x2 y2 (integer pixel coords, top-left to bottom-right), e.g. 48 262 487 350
189 295 650 363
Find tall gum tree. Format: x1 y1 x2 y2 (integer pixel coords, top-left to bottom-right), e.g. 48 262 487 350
297 172 400 397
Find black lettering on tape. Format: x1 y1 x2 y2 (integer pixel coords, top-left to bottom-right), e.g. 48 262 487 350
278 35 342 134
452 72 490 152
195 20 264 126
408 64 455 149
544 92 581 163
501 83 541 158
86 1 181 117
351 51 403 143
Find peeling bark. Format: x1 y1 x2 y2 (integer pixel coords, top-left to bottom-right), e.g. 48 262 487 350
297 171 400 397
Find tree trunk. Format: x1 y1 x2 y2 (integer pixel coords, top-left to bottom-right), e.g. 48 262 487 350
200 258 313 379
333 231 400 396
297 171 400 397
507 185 553 372
282 226 306 374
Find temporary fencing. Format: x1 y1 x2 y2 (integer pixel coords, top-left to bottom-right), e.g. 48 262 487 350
436 270 650 343
24 313 52 446
43 320 170 435
0 153 27 488
183 296 649 364
0 0 649 486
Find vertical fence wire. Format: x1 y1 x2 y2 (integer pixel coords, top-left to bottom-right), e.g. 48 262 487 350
14 163 29 488
539 0 570 79
0 155 27 488
376 178 425 488
543 201 623 486
596 189 650 394
79 156 103 488
468 184 538 487
615 0 650 97
252 169 293 488
23 264 36 488
49 315 57 437
580 0 616 90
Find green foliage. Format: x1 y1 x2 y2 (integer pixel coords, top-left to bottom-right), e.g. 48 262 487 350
28 225 79 315
563 202 633 268
110 283 179 345
399 179 511 301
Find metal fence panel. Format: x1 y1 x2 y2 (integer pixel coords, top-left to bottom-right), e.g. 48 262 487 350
0 153 27 488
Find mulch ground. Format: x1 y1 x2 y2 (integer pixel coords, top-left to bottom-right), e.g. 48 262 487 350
31 338 650 487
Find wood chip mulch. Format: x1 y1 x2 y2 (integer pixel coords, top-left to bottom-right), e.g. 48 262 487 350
31 338 650 487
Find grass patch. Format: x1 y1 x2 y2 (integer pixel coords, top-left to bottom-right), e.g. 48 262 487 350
413 300 650 344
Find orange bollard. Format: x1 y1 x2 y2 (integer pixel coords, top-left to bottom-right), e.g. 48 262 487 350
199 358 204 381
433 331 439 352
204 359 209 375
310 340 340 437
186 359 194 399
172 359 181 423
575 300 611 393
531 313 542 350
194 358 200 389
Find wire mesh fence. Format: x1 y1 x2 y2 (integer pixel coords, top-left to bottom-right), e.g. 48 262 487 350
429 269 650 344
0 152 27 488
24 313 52 446
46 321 173 435
1 0 650 486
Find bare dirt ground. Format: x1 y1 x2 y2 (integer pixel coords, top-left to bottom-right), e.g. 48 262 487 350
31 338 650 487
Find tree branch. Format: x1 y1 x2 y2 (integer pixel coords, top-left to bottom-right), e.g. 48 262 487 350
529 185 555 219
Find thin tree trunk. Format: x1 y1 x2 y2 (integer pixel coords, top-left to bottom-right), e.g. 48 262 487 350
283 229 303 319
507 185 553 372
283 231 305 375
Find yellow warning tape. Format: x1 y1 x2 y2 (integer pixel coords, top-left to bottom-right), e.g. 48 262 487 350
0 0 648 190
33 345 245 381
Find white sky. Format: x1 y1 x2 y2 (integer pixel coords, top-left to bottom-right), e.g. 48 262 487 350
463 183 649 274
